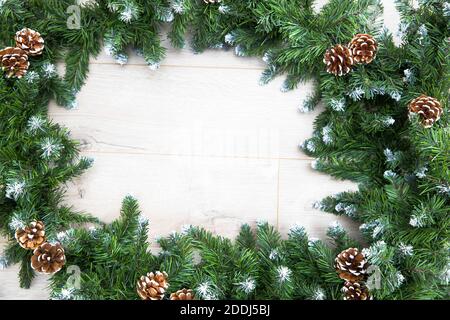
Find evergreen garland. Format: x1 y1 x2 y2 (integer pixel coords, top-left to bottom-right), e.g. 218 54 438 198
0 0 448 300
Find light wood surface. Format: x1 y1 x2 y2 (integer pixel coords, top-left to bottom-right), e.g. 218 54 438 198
0 0 400 299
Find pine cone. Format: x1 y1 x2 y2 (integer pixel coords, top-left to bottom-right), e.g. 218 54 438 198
137 271 169 300
15 221 46 250
335 248 368 282
31 242 66 274
408 95 443 128
15 28 45 56
348 34 378 64
323 45 354 76
342 281 372 300
0 47 30 78
170 288 195 300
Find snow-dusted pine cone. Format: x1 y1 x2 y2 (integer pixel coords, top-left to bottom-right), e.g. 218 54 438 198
31 242 66 274
137 271 169 300
408 95 443 128
342 281 372 300
170 288 195 300
348 34 378 64
15 28 45 56
335 248 368 282
15 221 46 250
323 45 354 76
0 47 30 78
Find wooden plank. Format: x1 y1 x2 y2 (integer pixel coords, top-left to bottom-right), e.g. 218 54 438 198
49 63 318 160
63 152 279 240
0 239 50 300
277 159 361 241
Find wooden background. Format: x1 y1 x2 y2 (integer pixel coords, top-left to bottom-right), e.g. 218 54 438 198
0 0 400 299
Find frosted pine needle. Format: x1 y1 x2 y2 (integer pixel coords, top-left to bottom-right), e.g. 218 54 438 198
262 52 272 64
170 0 185 14
415 167 428 179
0 256 8 270
115 53 128 66
382 116 396 126
383 170 397 179
8 212 26 231
107 2 119 12
40 137 62 159
308 238 320 247
161 9 174 22
372 220 385 238
25 71 39 83
197 282 218 300
147 61 161 71
344 204 356 217
59 288 75 300
298 103 311 113
329 98 345 112
384 148 399 163
398 243 414 256
119 4 139 23
348 86 365 101
436 184 450 196
237 278 256 294
312 288 326 300
277 266 291 283
395 272 405 287
224 33 235 45
403 68 415 83
5 180 26 201
27 115 46 133
269 249 279 260
312 200 325 210
362 241 387 265
418 24 428 37
390 91 402 102
180 224 193 235
328 221 345 237
321 125 333 145
444 2 450 17
234 45 245 57
219 4 230 14
42 63 57 77
302 139 316 152
409 213 427 228
289 223 306 236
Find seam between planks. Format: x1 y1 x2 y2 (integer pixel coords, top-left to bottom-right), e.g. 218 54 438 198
88 61 266 71
77 149 315 161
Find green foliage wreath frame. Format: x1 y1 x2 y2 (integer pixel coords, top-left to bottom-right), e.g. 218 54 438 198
0 0 448 300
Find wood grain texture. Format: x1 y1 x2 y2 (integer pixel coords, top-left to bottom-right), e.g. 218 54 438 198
0 0 401 299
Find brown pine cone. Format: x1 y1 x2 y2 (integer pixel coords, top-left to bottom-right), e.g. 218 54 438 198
170 288 195 300
31 242 66 274
15 221 46 250
348 34 378 64
15 28 45 56
323 45 354 76
342 281 372 300
335 248 368 282
408 95 443 128
137 271 169 300
0 47 30 78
